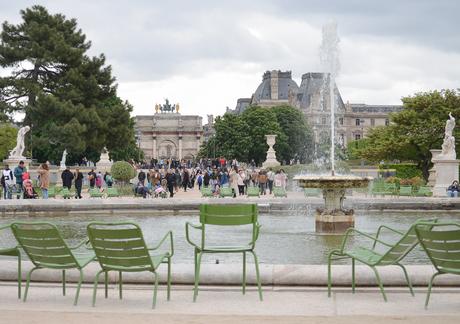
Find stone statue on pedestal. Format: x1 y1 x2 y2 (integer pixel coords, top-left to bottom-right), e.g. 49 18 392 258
440 112 456 159
9 126 30 158
60 149 67 170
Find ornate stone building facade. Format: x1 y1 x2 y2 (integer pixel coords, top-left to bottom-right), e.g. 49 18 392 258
228 70 403 146
135 106 203 161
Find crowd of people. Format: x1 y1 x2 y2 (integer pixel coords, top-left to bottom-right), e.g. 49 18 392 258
0 157 289 200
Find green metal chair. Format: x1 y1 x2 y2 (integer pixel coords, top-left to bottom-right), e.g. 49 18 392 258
383 183 397 196
415 186 433 197
87 222 173 309
186 204 263 302
399 185 413 196
219 187 234 198
415 222 460 309
89 188 104 198
273 187 287 197
106 187 120 198
328 219 437 301
304 188 321 197
60 187 72 199
47 187 56 198
10 222 95 305
246 186 260 198
201 187 213 197
0 224 21 299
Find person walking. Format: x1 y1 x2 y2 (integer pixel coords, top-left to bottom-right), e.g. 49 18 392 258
88 168 96 188
230 167 239 198
267 168 275 194
203 171 210 188
14 161 26 198
74 168 83 199
196 171 203 191
61 166 74 192
182 169 190 192
37 163 50 199
258 169 268 195
95 171 103 190
1 164 15 199
237 169 246 196
166 169 176 198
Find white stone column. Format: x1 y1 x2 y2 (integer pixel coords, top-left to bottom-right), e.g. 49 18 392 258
178 134 183 161
152 135 157 159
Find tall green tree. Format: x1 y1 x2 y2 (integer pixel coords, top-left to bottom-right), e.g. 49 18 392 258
0 5 138 163
0 123 17 160
271 105 314 163
356 89 460 180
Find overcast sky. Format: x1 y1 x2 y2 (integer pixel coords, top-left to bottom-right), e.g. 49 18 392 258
1 0 459 119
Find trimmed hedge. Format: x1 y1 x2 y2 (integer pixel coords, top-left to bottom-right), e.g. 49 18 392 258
111 161 136 182
379 163 422 179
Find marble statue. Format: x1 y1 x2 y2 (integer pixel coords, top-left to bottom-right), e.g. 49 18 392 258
60 149 67 170
440 112 456 159
9 126 30 158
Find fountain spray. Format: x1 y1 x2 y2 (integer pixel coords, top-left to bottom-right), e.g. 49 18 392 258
319 22 340 176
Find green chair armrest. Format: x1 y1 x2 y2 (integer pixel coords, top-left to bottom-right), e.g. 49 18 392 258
148 230 174 257
340 228 393 253
249 222 262 246
373 225 405 249
185 222 203 250
69 239 90 250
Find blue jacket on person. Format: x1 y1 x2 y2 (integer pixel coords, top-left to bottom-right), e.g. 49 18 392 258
14 166 25 185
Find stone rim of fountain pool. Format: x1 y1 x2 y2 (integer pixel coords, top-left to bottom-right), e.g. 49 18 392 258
293 175 372 189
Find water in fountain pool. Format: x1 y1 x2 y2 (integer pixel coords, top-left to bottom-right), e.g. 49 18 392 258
0 210 458 265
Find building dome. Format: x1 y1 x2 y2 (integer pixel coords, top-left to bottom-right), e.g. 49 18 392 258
252 70 299 103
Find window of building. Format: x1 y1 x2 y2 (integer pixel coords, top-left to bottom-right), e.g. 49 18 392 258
339 117 343 125
322 117 327 125
371 118 375 126
355 118 361 126
354 134 361 141
385 118 389 126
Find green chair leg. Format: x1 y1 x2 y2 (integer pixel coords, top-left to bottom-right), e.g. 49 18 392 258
119 271 123 300
104 271 108 298
242 252 246 295
23 267 39 302
167 257 171 301
152 272 159 309
397 263 414 296
327 252 333 297
251 251 263 301
425 272 441 309
62 270 66 296
371 267 387 302
193 252 203 302
17 254 22 299
352 258 356 294
92 270 104 307
74 269 84 306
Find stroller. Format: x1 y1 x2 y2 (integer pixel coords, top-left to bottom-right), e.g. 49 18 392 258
23 179 38 199
154 180 168 198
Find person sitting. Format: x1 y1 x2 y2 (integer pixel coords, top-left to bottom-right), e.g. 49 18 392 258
23 179 38 199
134 181 150 198
447 180 460 197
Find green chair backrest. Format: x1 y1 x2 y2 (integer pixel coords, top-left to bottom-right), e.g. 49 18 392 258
247 187 260 197
417 186 432 195
201 187 213 197
415 222 460 274
199 204 258 226
384 183 397 192
61 187 71 197
106 188 119 197
11 222 77 268
399 185 413 195
220 187 233 197
379 219 437 265
87 222 153 271
304 188 320 197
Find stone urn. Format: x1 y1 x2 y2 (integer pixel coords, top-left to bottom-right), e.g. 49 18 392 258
262 134 280 168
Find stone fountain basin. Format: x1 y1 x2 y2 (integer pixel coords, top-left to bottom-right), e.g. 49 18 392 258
294 175 372 189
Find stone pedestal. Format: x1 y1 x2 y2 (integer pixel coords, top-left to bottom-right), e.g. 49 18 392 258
432 158 460 197
262 134 280 168
97 150 113 172
3 158 32 169
315 188 354 233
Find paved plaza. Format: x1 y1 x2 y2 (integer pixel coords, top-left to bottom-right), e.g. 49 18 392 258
0 282 459 323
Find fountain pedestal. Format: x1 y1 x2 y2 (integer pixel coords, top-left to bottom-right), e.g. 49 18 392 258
294 175 371 233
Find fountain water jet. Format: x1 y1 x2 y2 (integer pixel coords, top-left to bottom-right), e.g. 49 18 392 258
294 22 371 233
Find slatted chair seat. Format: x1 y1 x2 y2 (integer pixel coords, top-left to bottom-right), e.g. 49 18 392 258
89 188 104 198
273 187 287 198
246 186 260 197
415 222 460 308
201 187 213 197
399 185 413 196
87 222 173 309
219 187 233 198
186 204 263 302
60 187 72 199
328 219 438 301
106 188 120 198
11 222 94 305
